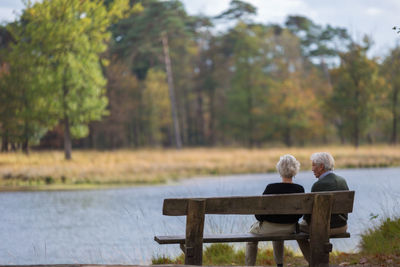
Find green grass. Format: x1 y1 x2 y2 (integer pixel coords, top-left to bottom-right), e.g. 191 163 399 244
152 242 400 266
152 243 308 266
347 217 400 265
360 217 400 255
152 217 400 266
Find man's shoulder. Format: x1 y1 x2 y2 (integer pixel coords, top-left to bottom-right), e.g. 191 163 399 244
327 172 346 180
328 173 349 187
312 172 349 191
311 178 325 190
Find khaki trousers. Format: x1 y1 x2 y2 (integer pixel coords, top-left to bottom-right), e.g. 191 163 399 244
296 220 348 263
245 221 296 266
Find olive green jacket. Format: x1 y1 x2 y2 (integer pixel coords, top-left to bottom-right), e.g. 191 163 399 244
306 172 349 228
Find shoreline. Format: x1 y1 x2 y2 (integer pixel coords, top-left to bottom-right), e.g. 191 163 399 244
1 146 400 192
1 164 399 192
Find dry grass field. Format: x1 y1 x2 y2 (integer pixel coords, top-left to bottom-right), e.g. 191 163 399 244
0 145 399 190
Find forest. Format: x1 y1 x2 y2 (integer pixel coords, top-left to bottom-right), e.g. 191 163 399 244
0 0 399 159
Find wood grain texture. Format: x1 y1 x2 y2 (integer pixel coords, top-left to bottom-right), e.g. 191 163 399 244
163 191 354 216
184 199 205 265
154 232 350 244
309 194 333 267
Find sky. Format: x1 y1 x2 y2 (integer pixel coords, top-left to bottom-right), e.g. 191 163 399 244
1 0 399 57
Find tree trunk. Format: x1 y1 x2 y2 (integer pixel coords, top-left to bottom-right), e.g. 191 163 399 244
1 133 8 152
22 122 29 155
64 115 72 160
208 89 216 146
11 143 17 151
354 115 359 148
353 87 360 148
22 138 29 155
338 122 345 144
161 32 182 149
62 66 72 160
195 86 205 145
247 70 254 147
182 86 191 145
391 88 398 144
284 129 292 147
320 57 332 87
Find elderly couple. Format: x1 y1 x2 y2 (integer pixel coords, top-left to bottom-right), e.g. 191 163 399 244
245 152 349 267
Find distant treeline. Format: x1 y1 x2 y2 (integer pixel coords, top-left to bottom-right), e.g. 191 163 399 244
0 0 399 158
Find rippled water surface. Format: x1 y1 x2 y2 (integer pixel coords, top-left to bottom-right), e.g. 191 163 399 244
1 167 399 264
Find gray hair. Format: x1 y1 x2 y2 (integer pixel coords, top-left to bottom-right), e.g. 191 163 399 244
276 154 300 178
310 152 335 171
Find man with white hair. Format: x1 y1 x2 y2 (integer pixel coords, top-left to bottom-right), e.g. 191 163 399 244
297 152 349 263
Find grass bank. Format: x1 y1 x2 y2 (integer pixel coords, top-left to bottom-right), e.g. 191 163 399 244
1 145 400 191
152 243 362 266
152 216 400 266
359 216 400 264
152 240 400 266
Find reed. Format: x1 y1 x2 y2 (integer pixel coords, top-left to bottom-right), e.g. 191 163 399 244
360 217 400 256
151 243 362 266
1 145 400 190
152 243 400 266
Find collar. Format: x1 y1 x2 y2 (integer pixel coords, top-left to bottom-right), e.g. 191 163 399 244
319 170 333 180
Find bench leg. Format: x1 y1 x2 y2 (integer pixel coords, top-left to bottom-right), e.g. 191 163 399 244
309 194 333 267
245 241 258 265
185 199 205 265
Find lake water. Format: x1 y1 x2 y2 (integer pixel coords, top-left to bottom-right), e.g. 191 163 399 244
1 167 400 264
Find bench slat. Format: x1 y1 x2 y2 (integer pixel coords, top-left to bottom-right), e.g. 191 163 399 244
154 232 350 244
163 191 355 216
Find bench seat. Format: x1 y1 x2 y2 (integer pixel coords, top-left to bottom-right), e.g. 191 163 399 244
156 191 355 266
155 232 350 244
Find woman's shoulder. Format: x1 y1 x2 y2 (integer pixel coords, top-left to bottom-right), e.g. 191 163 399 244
291 183 305 192
265 182 304 192
264 183 304 194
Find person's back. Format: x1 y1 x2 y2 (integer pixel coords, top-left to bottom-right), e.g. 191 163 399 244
245 154 304 267
298 152 350 263
308 172 349 228
256 182 304 224
311 172 348 192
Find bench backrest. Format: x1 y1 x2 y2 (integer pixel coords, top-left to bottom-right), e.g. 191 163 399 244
163 190 355 216
162 191 355 266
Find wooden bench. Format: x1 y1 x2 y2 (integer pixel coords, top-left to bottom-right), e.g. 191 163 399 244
154 191 355 267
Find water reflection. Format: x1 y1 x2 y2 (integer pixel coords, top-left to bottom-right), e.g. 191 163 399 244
0 167 399 264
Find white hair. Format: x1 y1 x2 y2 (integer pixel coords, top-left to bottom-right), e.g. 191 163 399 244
310 152 335 171
276 154 300 178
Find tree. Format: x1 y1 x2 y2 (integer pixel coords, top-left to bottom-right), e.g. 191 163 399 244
9 0 132 159
381 46 400 144
285 15 351 85
214 0 257 21
285 15 350 62
0 25 56 153
90 58 140 149
161 32 182 148
329 39 383 147
223 22 271 146
112 0 198 148
110 0 200 148
0 26 14 151
265 29 323 146
143 69 172 146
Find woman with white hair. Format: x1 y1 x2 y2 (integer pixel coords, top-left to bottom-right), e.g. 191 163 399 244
245 154 304 267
